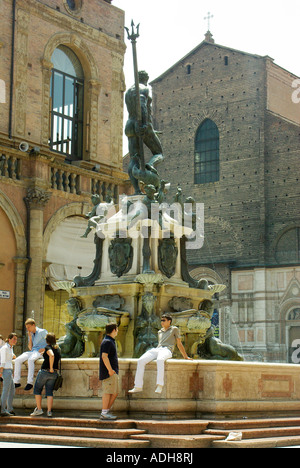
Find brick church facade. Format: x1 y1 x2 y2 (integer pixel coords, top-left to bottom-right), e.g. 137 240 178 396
150 32 300 362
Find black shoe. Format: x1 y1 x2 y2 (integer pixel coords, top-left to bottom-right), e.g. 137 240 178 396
14 383 21 389
24 384 33 391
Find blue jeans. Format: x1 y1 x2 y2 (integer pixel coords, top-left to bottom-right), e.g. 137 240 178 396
34 370 58 397
1 369 15 413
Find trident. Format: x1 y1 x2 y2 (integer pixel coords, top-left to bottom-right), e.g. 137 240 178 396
125 20 145 172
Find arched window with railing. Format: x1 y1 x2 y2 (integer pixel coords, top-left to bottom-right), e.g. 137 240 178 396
50 45 84 161
194 119 220 184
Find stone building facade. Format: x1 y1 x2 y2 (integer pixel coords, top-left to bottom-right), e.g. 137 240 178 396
150 32 300 362
0 0 127 350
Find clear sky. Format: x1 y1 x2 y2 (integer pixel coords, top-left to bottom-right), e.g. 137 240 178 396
113 0 300 88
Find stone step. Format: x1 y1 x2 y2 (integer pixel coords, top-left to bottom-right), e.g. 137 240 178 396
205 425 300 440
0 416 150 448
0 432 150 448
6 415 300 448
208 417 300 430
0 423 145 440
212 435 300 449
135 420 209 435
0 416 222 448
0 416 136 430
208 418 300 448
131 433 225 448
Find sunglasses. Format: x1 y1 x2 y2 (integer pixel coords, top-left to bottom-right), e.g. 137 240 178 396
161 319 170 322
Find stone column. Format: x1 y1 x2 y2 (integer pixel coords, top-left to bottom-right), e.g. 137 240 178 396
24 187 51 326
12 256 29 354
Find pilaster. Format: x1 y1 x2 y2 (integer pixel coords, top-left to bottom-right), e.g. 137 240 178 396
24 187 51 325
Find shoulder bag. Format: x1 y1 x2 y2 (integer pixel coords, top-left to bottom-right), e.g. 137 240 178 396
53 353 63 391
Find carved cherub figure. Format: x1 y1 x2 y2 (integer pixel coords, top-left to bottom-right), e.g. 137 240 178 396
81 194 113 238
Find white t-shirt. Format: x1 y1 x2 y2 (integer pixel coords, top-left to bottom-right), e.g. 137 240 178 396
157 326 181 353
0 342 14 370
0 339 5 366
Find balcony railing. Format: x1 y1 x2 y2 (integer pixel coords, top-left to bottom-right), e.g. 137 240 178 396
0 146 125 203
0 154 21 180
50 167 80 194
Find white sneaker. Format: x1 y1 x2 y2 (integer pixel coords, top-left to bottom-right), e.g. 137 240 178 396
155 385 163 394
100 413 117 420
128 387 143 393
30 408 44 417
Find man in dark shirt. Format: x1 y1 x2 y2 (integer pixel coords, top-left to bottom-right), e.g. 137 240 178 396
99 324 119 420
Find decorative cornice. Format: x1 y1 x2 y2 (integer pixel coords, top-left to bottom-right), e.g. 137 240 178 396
13 257 29 265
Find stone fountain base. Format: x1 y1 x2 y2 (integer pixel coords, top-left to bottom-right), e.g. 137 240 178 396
58 197 232 362
70 278 214 360
13 359 300 419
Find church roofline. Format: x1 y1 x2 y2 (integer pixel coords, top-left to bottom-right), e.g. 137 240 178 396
150 39 274 85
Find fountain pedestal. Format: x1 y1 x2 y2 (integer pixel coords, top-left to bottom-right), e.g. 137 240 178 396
14 359 300 419
55 199 241 362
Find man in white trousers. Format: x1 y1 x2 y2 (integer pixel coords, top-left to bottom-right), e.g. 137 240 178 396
129 314 192 394
14 319 48 391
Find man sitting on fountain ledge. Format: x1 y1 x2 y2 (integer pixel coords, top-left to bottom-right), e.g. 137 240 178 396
129 314 192 394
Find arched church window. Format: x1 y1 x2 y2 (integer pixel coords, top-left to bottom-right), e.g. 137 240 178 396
275 227 300 264
50 45 84 161
67 0 76 9
194 119 220 184
63 0 83 15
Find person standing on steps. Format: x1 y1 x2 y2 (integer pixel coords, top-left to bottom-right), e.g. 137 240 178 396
0 333 18 416
129 313 192 395
14 319 48 391
0 335 5 383
0 335 4 350
30 333 61 418
99 324 119 420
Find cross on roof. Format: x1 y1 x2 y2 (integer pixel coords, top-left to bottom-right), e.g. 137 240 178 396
204 11 214 31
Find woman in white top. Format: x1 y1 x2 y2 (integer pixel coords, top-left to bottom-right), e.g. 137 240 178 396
0 333 18 416
0 335 4 382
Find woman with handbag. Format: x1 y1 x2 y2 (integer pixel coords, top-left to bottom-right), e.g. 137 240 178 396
0 333 18 416
31 333 61 418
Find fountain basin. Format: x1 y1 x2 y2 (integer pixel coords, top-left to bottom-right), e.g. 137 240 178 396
14 359 300 419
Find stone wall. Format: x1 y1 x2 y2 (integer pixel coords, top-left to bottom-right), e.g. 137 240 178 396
150 40 300 270
13 358 300 419
0 0 128 352
151 42 267 267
